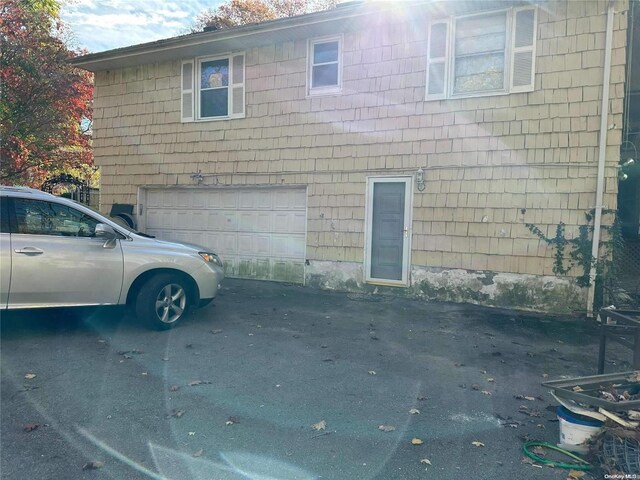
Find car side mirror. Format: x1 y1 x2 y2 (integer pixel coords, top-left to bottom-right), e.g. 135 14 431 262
95 223 118 248
95 223 117 240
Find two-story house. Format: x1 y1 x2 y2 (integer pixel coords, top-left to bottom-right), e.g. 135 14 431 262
71 0 636 314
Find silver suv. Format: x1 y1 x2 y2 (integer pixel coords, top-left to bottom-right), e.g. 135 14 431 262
0 186 224 329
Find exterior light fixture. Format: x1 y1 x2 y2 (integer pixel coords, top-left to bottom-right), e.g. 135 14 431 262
416 167 425 192
621 158 635 167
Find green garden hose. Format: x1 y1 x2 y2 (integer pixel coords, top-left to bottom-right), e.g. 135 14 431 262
522 441 592 470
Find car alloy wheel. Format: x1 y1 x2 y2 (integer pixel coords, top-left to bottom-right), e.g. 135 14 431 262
155 283 186 324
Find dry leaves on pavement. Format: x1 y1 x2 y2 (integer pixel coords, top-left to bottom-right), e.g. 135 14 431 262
420 459 432 466
471 441 485 447
411 438 424 445
409 408 420 415
24 373 36 380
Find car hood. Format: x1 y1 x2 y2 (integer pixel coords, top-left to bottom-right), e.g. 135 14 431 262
128 232 214 254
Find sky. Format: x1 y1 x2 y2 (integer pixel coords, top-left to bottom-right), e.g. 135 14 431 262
60 0 217 53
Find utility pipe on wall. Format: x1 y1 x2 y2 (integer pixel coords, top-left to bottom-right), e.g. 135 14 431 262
586 0 616 316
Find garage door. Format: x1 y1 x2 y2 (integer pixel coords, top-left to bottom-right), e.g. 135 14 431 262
141 187 307 283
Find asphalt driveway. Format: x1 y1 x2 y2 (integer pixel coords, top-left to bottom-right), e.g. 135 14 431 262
0 279 626 480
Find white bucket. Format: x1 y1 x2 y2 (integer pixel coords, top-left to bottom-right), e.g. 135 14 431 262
557 406 604 448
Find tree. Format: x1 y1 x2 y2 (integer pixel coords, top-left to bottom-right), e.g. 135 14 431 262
0 0 93 186
191 0 337 32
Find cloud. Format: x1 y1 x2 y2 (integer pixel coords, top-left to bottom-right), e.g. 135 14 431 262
61 0 214 52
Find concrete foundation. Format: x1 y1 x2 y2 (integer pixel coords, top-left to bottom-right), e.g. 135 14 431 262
305 260 585 314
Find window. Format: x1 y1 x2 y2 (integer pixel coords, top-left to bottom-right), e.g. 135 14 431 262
308 36 342 95
426 7 537 100
181 53 245 122
13 199 100 237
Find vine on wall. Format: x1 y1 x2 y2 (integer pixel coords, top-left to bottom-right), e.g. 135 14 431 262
525 209 622 288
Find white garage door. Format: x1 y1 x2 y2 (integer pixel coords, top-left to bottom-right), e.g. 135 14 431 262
141 187 307 283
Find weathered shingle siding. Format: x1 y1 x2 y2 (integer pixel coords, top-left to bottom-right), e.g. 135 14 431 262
92 0 627 289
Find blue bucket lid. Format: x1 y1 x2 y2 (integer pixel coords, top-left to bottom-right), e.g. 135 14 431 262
557 405 604 427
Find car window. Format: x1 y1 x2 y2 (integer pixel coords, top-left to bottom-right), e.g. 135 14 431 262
0 197 9 234
13 198 100 238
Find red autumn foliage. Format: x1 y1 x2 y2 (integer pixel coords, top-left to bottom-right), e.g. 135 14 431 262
0 0 93 186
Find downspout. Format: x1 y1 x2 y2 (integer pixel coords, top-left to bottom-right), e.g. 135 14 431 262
586 0 616 316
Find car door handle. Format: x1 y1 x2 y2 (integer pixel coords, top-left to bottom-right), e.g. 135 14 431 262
14 247 44 255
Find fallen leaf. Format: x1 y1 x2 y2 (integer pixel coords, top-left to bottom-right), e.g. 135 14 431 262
481 391 492 396
368 371 376 375
627 372 640 383
487 378 495 383
311 420 326 431
522 457 542 468
420 458 432 465
514 395 535 401
567 470 586 479
480 370 487 374
188 432 195 436
409 408 420 415
471 441 485 447
82 461 104 470
518 405 542 417
378 425 396 432
24 373 36 380
193 449 203 458
532 446 546 456
169 385 180 392
572 386 584 392
23 423 39 432
411 438 424 445
226 416 239 426
141 372 148 376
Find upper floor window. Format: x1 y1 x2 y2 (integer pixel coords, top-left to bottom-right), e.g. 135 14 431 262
181 53 245 122
308 36 342 96
426 7 537 100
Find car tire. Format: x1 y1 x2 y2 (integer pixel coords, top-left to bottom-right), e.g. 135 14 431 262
135 274 192 329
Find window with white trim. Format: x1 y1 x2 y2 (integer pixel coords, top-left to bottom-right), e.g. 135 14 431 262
308 36 342 95
181 52 245 122
426 7 537 100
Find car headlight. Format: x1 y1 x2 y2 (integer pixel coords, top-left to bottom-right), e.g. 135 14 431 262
199 252 223 267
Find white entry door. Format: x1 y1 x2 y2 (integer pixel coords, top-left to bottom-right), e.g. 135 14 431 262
140 187 307 283
365 177 412 286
